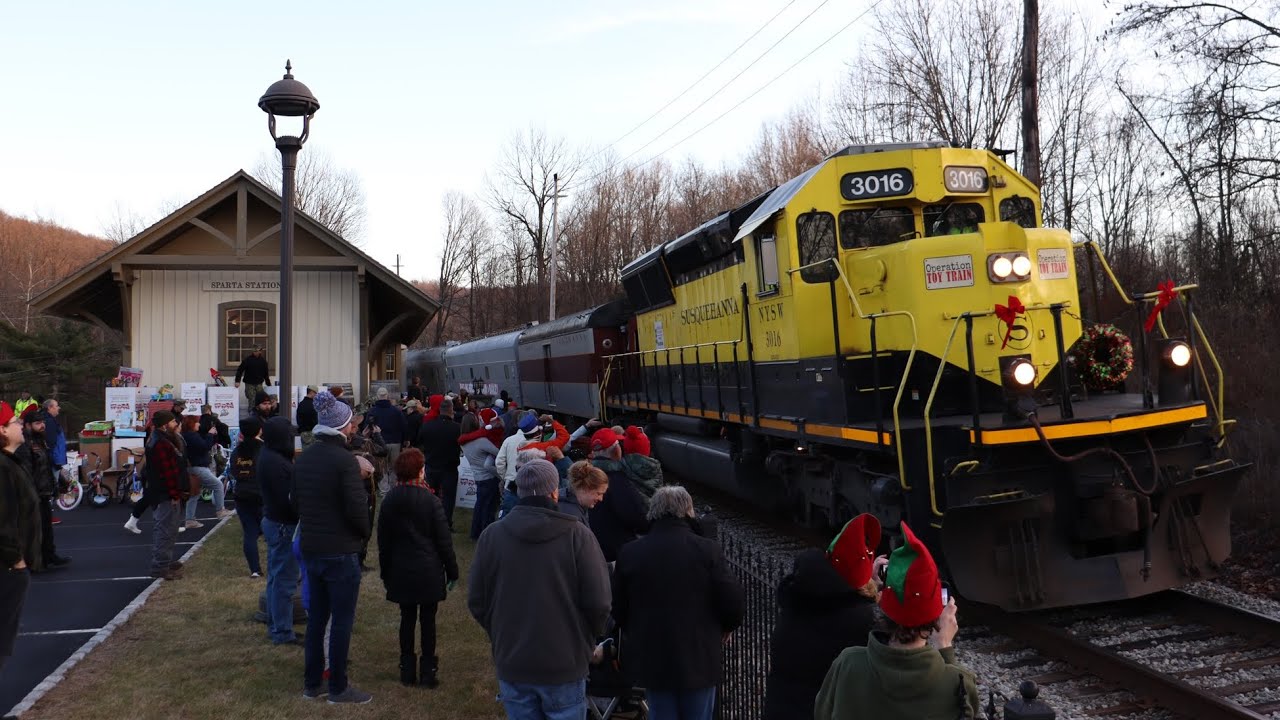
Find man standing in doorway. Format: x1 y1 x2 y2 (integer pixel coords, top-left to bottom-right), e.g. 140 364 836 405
295 391 372 704
0 401 40 674
235 346 272 407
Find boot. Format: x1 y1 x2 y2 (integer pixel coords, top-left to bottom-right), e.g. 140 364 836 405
420 655 439 688
399 654 417 686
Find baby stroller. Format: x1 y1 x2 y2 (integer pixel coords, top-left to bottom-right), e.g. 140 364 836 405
587 623 647 719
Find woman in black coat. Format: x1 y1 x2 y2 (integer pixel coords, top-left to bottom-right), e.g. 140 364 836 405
377 448 458 689
762 513 882 720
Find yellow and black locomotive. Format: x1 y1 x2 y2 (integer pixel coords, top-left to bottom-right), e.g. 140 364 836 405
607 141 1246 610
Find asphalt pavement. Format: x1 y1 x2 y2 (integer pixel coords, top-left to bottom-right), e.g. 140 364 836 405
0 499 221 717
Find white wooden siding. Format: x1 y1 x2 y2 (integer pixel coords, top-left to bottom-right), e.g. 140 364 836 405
131 269 361 395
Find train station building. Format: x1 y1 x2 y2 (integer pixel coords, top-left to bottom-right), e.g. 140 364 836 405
32 170 438 402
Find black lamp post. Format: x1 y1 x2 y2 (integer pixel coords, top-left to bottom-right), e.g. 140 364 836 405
259 60 319 407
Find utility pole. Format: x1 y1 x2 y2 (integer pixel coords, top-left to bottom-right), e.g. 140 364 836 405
547 172 563 321
395 253 401 276
1021 0 1042 186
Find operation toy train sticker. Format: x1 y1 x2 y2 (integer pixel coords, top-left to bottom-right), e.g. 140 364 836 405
1037 248 1070 279
924 254 975 289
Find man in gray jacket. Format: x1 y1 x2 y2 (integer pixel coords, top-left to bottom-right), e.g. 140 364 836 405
468 459 610 719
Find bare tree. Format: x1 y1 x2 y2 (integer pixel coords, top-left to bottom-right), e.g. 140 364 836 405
253 148 368 243
101 202 150 245
486 127 579 320
432 191 489 345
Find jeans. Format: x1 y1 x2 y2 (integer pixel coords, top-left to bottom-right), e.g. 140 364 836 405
184 465 225 519
471 478 499 540
498 679 587 720
236 500 263 575
262 517 299 642
149 498 181 575
0 566 31 664
303 553 362 695
646 687 717 720
398 601 437 658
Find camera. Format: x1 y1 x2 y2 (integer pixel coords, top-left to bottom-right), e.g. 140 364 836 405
941 584 950 605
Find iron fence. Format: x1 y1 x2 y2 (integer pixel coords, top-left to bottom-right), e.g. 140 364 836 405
716 528 793 720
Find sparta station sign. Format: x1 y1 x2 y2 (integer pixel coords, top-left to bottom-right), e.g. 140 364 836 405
201 279 282 292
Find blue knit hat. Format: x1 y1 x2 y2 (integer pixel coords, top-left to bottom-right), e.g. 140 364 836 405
314 390 353 429
518 412 539 433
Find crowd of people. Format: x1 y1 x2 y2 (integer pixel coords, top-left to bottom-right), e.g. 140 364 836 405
0 374 982 719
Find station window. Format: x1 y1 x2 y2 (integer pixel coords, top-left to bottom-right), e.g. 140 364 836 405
839 207 916 248
999 196 1038 228
383 350 397 380
924 203 985 237
796 211 838 283
218 301 275 372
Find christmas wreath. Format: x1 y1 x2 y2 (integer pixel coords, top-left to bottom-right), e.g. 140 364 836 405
1072 323 1134 392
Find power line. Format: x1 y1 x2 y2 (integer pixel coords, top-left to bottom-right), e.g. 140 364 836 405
590 0 801 160
594 0 887 183
607 0 833 172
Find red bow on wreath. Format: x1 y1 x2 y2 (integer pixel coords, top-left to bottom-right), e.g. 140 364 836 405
1143 280 1177 333
995 295 1025 350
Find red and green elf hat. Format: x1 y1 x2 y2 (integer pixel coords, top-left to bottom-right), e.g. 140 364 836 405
826 513 881 589
878 522 944 627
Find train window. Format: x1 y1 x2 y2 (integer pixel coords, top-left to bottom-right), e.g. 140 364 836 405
923 203 985 237
999 196 1037 228
838 207 916 248
755 233 780 295
796 211 838 283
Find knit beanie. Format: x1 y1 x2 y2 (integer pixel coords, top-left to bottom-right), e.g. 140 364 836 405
253 390 271 406
313 390 353 429
152 410 177 428
826 513 881 589
239 417 263 440
878 522 943 627
0 401 13 426
622 426 651 457
515 458 560 498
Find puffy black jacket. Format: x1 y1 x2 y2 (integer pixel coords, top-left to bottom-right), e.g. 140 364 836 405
259 417 297 524
198 413 231 447
763 548 877 720
377 483 459 605
231 436 263 503
296 396 318 433
293 432 369 556
612 517 744 691
16 431 53 498
418 417 460 474
0 448 41 569
235 354 271 385
588 458 649 562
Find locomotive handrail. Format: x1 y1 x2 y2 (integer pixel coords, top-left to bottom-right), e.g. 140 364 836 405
601 338 744 422
789 257 919 490
1081 240 1230 442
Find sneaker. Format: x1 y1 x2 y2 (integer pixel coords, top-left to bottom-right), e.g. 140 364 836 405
178 525 187 534
216 509 236 519
273 635 306 647
50 517 61 525
123 516 141 534
169 560 184 571
47 555 71 567
302 686 326 701
184 519 204 529
250 571 261 579
327 686 372 704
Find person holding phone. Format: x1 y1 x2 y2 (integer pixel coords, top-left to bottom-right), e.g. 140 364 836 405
814 522 980 720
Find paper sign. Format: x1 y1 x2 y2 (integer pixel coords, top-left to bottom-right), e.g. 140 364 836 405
105 388 137 429
455 456 477 509
207 386 240 427
1037 248 1070 280
180 383 206 415
924 254 975 289
654 319 666 350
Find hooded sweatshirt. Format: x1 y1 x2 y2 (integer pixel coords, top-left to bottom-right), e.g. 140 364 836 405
258 417 297 524
814 632 980 720
764 549 878 720
467 497 611 685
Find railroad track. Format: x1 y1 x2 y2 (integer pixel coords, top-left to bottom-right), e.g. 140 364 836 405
965 590 1280 719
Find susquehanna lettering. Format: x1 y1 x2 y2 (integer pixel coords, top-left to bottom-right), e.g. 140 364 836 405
680 297 741 325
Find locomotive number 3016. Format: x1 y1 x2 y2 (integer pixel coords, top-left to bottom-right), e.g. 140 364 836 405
840 168 914 201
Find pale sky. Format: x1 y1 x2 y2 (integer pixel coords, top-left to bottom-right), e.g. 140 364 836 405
0 0 1111 281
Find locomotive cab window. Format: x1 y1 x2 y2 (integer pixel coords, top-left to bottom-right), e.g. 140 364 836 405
999 196 1038 228
796 211 838 283
924 203 985 237
839 207 916 248
755 232 780 295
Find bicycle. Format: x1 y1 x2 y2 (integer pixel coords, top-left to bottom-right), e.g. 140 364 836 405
115 454 145 505
56 452 110 510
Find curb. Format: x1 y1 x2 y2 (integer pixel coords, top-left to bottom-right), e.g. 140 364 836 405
5 515 234 718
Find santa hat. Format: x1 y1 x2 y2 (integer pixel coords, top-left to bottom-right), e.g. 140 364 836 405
424 394 443 421
826 513 881 589
878 522 944 627
479 407 500 428
0 401 13 427
622 425 651 457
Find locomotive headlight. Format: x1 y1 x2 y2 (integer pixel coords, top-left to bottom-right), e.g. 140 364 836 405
1165 341 1191 368
1012 255 1032 277
991 256 1013 279
1010 359 1037 386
